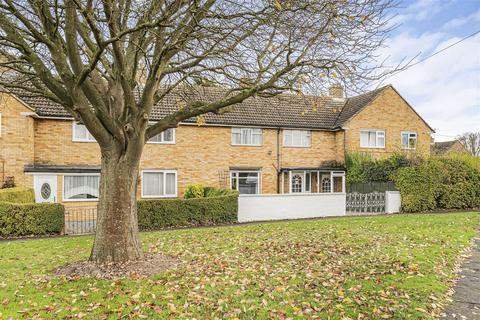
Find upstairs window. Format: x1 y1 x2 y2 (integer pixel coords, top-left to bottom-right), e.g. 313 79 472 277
148 128 175 144
401 131 417 149
360 130 385 148
72 123 96 142
231 127 262 146
283 130 311 147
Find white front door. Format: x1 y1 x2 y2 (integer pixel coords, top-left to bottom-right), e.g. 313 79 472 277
34 175 57 203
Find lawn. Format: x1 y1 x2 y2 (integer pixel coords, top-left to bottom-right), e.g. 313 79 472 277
0 213 478 319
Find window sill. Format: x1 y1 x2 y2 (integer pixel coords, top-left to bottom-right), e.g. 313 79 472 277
283 145 311 148
231 144 262 147
146 141 176 145
72 140 97 143
359 146 385 149
141 195 178 199
63 198 99 202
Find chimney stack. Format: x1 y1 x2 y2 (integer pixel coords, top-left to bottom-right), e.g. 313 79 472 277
328 84 344 98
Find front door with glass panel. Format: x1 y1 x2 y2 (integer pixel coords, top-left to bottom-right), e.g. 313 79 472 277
34 175 57 203
290 171 311 193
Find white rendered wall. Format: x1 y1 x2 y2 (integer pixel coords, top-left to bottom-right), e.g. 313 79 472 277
238 193 346 223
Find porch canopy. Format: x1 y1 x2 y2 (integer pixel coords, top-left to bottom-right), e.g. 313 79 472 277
280 166 346 194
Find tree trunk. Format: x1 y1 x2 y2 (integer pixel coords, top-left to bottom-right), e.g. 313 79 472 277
89 146 144 263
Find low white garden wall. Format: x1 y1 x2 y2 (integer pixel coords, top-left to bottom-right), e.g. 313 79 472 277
238 193 346 223
385 191 402 214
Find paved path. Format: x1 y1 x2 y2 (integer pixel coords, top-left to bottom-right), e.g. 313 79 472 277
442 237 480 319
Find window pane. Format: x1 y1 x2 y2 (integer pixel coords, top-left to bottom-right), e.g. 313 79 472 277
284 131 292 146
74 124 88 140
143 172 163 196
303 132 311 147
252 132 261 145
292 130 302 146
165 173 176 195
402 133 409 148
149 134 162 143
368 132 376 147
163 128 174 142
305 172 311 192
377 132 385 148
360 132 368 147
242 128 251 145
64 175 99 199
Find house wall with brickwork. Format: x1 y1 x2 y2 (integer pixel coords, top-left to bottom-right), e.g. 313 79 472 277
31 119 343 204
343 86 433 158
0 93 35 188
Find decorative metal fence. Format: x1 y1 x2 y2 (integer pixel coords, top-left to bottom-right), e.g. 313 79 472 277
346 192 386 213
64 206 97 235
347 181 396 194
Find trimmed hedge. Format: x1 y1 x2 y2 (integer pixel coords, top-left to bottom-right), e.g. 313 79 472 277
0 202 65 237
394 157 480 212
346 152 410 184
138 193 238 230
0 187 35 204
184 184 206 199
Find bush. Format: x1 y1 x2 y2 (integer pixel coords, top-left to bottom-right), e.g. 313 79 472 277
0 202 64 237
138 193 238 230
204 187 239 197
184 184 206 199
346 152 410 184
394 157 480 212
0 187 35 203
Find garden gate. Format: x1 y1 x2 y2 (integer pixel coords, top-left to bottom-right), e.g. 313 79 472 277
64 206 97 235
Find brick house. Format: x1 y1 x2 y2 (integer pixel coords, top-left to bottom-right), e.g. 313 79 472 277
0 84 433 206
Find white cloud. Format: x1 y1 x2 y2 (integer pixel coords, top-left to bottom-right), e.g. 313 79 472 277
443 9 480 29
376 32 480 141
390 0 445 26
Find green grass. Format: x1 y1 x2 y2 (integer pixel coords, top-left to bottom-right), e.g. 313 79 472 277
0 213 478 319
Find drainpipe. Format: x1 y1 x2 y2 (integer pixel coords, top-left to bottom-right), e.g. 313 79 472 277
276 128 281 193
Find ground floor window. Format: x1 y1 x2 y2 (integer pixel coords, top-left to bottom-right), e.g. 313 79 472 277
63 175 100 201
142 170 177 198
231 171 260 194
321 176 331 193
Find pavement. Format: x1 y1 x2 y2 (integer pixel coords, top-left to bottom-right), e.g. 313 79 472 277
442 236 480 319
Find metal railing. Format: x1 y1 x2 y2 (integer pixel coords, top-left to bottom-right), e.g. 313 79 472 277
346 192 386 213
64 206 97 235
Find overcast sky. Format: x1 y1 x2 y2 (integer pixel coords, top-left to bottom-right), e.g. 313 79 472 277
373 0 480 142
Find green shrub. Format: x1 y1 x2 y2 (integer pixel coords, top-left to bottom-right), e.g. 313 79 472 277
184 184 206 199
394 157 480 212
346 152 410 184
0 187 35 203
138 193 238 230
204 187 239 197
0 202 64 237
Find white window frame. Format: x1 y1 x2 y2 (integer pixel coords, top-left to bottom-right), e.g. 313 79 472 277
72 122 96 142
283 130 311 148
360 129 385 149
141 170 178 198
147 128 176 144
231 127 262 146
401 131 417 150
230 170 261 194
62 173 100 202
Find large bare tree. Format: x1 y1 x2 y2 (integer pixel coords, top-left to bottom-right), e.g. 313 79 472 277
458 132 480 157
0 0 396 263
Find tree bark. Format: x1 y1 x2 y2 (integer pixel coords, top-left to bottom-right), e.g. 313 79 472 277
89 145 144 263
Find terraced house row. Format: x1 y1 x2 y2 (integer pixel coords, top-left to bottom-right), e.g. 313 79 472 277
0 84 433 207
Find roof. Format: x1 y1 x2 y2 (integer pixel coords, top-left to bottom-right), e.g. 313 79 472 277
2 81 432 131
431 140 465 155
